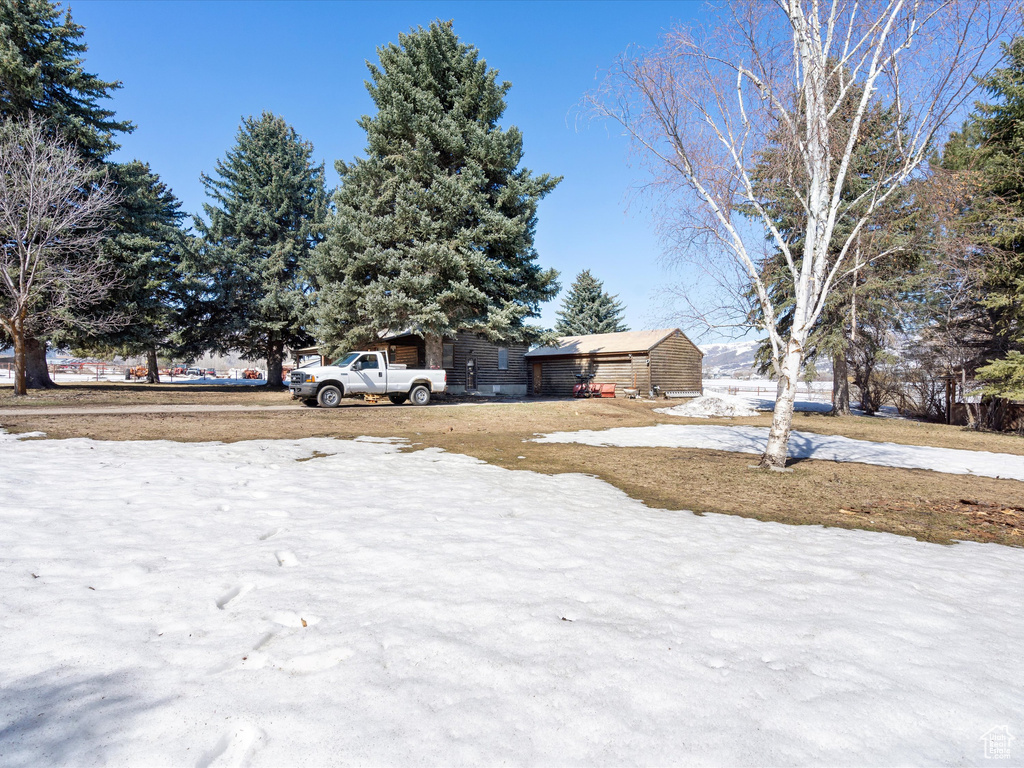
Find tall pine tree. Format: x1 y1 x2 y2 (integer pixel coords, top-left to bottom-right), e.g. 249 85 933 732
973 37 1024 397
554 270 629 336
927 37 1024 428
0 0 133 387
310 21 560 366
187 112 328 387
0 0 132 158
64 161 187 382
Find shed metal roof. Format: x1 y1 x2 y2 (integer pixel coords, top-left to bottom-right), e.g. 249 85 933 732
525 328 693 358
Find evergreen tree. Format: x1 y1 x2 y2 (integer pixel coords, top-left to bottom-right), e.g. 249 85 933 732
310 21 560 366
63 161 186 382
554 270 629 335
0 0 132 158
187 112 328 387
978 352 1024 399
745 74 919 415
0 0 133 387
970 37 1024 401
921 38 1024 429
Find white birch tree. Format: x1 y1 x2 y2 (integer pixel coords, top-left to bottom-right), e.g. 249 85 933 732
592 0 1016 469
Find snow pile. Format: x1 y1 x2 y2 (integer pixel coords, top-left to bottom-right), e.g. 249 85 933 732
2 430 1023 765
535 424 1024 480
656 393 761 418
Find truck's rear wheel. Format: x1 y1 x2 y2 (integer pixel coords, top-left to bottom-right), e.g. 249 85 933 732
317 384 342 408
409 385 431 406
388 394 408 405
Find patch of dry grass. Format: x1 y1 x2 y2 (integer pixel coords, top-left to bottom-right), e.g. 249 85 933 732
0 382 288 408
2 396 1022 547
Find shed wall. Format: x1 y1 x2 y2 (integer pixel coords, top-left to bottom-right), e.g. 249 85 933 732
528 354 651 397
649 331 703 396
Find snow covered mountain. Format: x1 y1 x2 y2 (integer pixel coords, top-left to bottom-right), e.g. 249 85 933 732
700 338 834 377
699 340 762 376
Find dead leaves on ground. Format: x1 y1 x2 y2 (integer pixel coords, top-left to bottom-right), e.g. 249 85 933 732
844 498 1023 542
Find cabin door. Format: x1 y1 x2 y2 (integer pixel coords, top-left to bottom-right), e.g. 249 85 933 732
466 358 477 390
532 363 542 395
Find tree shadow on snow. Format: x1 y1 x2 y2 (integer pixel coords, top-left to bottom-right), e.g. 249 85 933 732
783 432 819 466
0 670 168 767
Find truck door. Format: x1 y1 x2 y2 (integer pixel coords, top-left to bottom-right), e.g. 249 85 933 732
353 353 386 394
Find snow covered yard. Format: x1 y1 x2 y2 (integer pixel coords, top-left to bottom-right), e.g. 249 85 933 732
2 431 1023 766
535 424 1024 481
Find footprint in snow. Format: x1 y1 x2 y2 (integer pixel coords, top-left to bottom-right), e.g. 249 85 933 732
208 632 278 675
275 550 299 567
230 646 352 675
257 528 282 541
277 647 353 673
215 584 252 610
196 721 263 768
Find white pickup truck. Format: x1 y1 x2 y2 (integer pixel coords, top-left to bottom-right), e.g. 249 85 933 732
288 350 447 407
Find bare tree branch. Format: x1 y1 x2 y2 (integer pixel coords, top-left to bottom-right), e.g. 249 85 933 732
588 0 1016 468
0 118 121 395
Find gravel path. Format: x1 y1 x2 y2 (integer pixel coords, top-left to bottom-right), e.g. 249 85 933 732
0 404 309 416
0 398 531 417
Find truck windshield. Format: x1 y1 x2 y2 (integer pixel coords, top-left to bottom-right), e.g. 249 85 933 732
331 352 360 367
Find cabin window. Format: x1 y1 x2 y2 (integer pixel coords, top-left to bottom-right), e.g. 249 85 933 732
442 344 454 369
497 347 509 370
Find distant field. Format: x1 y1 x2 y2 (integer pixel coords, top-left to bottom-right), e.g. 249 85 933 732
2 390 1022 548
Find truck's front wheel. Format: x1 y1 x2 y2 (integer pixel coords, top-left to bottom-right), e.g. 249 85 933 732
409 385 431 406
317 384 343 408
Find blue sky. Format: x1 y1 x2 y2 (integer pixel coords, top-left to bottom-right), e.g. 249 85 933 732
67 0 709 337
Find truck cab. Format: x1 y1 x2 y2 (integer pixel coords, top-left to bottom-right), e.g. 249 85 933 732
288 351 447 407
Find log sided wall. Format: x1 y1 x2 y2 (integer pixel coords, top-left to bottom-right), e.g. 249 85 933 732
527 354 651 397
649 331 703 396
368 332 527 395
446 333 528 395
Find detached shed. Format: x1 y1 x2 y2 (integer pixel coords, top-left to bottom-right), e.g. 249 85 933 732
524 328 703 398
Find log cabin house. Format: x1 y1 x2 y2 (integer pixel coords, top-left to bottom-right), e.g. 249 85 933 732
293 332 528 396
524 328 703 398
293 327 702 399
365 332 528 395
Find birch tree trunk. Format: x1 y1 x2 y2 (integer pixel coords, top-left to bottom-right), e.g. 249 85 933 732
424 334 443 369
761 339 804 470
